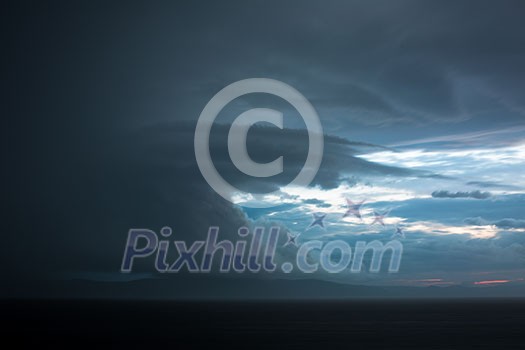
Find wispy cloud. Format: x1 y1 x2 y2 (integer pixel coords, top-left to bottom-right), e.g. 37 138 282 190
464 217 525 229
388 125 525 148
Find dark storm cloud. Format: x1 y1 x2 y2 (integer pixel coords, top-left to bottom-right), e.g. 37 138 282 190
164 0 525 131
11 0 524 146
142 121 439 193
432 190 492 200
7 0 525 296
128 0 525 149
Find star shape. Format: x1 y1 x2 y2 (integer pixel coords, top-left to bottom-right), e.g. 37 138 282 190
393 226 405 239
343 198 365 220
371 210 390 226
284 232 299 247
309 213 327 228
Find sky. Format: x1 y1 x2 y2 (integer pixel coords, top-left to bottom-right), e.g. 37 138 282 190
6 0 525 298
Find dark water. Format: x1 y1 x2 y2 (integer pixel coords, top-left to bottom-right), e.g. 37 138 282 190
4 299 525 349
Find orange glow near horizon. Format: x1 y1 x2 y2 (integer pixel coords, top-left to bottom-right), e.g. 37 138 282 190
473 280 511 285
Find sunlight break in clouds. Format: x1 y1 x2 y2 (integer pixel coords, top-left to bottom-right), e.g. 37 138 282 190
406 221 514 239
358 143 525 191
359 144 525 168
232 183 426 211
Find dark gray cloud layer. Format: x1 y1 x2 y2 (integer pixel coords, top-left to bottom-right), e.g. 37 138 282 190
432 190 492 199
143 121 437 192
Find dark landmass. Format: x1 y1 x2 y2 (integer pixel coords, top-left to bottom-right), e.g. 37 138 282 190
5 276 525 299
